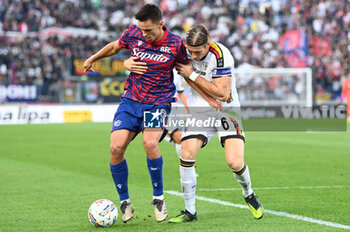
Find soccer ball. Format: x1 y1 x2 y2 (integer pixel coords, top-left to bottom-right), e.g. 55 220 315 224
88 199 118 227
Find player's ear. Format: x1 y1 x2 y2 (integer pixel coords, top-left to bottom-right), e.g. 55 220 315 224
159 20 164 27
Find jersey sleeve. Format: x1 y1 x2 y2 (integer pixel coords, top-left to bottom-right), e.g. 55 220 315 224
173 70 185 92
117 24 136 49
175 39 190 64
212 46 234 79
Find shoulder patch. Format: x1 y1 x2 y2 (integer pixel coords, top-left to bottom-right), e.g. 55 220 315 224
209 42 224 67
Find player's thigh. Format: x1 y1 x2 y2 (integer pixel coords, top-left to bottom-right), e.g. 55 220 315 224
181 131 212 160
112 102 142 132
217 112 245 147
223 138 245 169
217 112 245 168
181 139 203 160
171 129 182 144
142 128 164 144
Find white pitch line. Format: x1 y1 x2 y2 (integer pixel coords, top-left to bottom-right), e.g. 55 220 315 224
165 190 350 230
197 185 350 191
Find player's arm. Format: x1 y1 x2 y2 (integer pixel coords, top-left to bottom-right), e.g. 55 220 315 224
184 78 223 111
176 63 231 102
197 75 232 102
123 56 148 75
83 40 123 72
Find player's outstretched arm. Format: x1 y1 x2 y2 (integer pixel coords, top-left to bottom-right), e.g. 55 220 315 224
176 63 231 102
83 41 123 72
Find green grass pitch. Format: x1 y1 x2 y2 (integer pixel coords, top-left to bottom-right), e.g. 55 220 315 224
0 122 349 232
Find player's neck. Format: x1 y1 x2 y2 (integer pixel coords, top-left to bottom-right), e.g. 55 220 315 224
154 27 165 43
200 48 210 61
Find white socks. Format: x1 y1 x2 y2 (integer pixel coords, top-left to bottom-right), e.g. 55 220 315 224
175 143 182 158
180 158 196 215
233 163 253 198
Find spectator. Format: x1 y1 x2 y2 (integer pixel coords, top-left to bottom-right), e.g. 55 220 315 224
0 0 348 102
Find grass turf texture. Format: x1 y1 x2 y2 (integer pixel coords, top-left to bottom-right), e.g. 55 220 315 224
0 122 349 232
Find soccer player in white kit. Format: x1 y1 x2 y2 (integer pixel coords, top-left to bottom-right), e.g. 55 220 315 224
168 24 263 223
163 70 190 157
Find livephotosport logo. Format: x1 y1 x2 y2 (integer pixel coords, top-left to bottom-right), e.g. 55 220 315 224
144 109 167 128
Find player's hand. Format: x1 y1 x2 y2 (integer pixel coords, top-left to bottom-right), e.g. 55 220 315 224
175 63 193 78
83 59 95 72
124 56 147 74
208 98 223 111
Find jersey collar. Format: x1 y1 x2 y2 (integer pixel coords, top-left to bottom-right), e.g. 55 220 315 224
152 26 169 45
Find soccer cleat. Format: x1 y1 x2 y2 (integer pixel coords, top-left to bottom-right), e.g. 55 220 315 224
152 199 168 222
168 210 197 223
245 193 263 219
120 201 134 223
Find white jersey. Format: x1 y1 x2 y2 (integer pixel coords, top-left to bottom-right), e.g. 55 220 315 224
188 42 240 108
173 70 185 93
173 69 191 106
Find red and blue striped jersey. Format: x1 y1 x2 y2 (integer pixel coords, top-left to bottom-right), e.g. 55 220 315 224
118 24 188 105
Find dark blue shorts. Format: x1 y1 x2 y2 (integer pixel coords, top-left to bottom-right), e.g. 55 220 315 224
112 98 171 135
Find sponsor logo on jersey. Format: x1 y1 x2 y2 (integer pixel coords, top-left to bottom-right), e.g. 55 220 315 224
213 68 232 76
193 68 206 76
132 48 170 62
138 40 143 46
217 58 224 67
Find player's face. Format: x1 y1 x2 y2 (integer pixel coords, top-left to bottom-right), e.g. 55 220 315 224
138 19 164 43
186 43 210 61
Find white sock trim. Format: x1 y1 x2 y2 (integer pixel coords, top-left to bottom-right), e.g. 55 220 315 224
120 199 130 204
153 195 164 201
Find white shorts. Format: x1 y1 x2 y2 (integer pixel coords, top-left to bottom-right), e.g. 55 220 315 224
165 105 189 136
181 107 245 147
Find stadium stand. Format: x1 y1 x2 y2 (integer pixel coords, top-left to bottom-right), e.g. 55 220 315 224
0 0 349 103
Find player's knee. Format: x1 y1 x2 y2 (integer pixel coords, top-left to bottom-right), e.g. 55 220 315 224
143 139 158 155
227 159 244 171
110 143 126 157
181 149 196 160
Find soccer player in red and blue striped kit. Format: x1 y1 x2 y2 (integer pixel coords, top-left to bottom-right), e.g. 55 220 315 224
83 4 188 223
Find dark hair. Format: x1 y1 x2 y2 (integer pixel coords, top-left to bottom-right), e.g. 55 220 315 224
135 4 163 23
186 24 209 47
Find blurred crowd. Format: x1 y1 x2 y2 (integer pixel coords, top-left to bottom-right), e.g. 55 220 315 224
0 0 349 102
